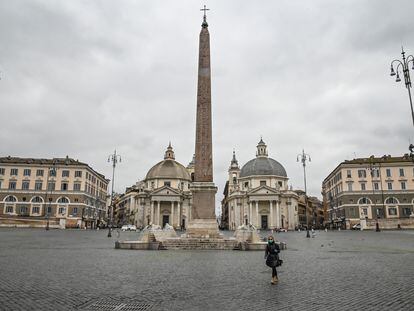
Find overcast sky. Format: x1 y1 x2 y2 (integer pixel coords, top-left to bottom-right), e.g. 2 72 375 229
1 0 414 210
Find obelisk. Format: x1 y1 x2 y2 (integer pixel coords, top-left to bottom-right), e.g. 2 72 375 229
187 6 219 238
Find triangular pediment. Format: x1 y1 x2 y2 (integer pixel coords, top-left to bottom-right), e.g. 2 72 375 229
150 186 181 196
248 185 278 195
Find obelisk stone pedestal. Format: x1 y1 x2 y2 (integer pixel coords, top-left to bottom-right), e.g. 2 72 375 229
187 182 219 238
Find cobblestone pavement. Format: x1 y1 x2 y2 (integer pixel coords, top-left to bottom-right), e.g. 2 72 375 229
0 228 413 311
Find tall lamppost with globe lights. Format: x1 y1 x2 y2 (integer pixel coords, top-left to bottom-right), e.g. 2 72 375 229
297 149 311 238
107 150 121 238
390 47 414 157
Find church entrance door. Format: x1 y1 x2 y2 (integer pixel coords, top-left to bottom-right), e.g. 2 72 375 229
162 215 170 228
261 215 268 229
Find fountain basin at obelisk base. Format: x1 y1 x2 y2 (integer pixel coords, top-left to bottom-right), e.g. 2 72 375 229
115 223 286 251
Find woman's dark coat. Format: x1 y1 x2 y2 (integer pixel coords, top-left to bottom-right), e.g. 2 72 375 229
265 242 280 268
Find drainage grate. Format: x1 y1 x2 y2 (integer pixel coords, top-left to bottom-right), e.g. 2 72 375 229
79 298 153 311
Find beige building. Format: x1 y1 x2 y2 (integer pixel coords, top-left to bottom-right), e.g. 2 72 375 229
322 154 414 230
114 144 193 229
0 156 109 229
221 139 300 230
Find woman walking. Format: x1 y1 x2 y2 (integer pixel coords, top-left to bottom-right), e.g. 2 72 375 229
265 235 280 284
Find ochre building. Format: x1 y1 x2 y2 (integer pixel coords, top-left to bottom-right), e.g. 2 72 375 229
322 154 414 230
0 156 109 229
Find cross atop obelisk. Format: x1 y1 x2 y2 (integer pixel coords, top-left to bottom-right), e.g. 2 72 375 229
200 5 209 28
187 6 219 238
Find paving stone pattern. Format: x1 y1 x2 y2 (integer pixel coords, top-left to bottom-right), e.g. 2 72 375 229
0 229 413 310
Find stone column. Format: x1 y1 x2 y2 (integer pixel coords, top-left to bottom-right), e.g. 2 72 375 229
229 205 232 230
150 201 154 224
256 201 259 228
178 201 181 228
157 201 161 226
276 200 280 228
235 204 238 228
270 200 273 229
171 201 174 227
249 201 252 225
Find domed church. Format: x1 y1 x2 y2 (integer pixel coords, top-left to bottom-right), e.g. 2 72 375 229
221 139 300 230
116 144 193 229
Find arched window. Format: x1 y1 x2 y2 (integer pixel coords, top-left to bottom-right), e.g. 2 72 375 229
31 196 44 203
358 197 371 205
385 197 398 205
57 197 69 204
4 196 17 202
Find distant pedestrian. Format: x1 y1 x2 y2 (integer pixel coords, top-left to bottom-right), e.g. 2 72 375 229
264 235 280 284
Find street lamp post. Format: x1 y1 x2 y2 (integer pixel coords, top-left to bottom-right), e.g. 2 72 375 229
390 47 414 154
297 149 311 238
107 150 121 238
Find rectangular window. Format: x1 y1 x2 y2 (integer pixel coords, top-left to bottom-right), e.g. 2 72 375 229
73 183 81 191
0 181 2 189
49 169 56 177
47 182 55 191
62 170 69 177
20 206 28 214
244 182 249 189
358 170 366 178
23 169 31 176
22 181 30 190
0 168 5 175
9 181 16 190
388 207 397 216
35 182 42 191
387 182 393 190
363 208 368 216
73 207 78 215
349 207 358 218
47 206 52 214
401 182 406 190
58 207 66 214
61 182 68 191
347 183 353 191
11 168 18 176
361 183 366 191
32 206 40 214
402 207 412 216
75 170 82 178
399 168 405 177
347 170 351 178
164 181 171 187
278 181 283 188
386 169 391 177
374 183 379 190
6 206 13 213
36 169 44 177
260 180 266 186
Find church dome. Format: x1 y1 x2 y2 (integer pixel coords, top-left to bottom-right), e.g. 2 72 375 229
145 144 191 181
239 139 287 178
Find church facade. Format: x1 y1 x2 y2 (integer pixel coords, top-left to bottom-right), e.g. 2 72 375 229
221 139 300 230
114 144 194 229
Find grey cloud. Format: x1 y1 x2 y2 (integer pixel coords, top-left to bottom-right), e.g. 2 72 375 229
1 0 414 209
